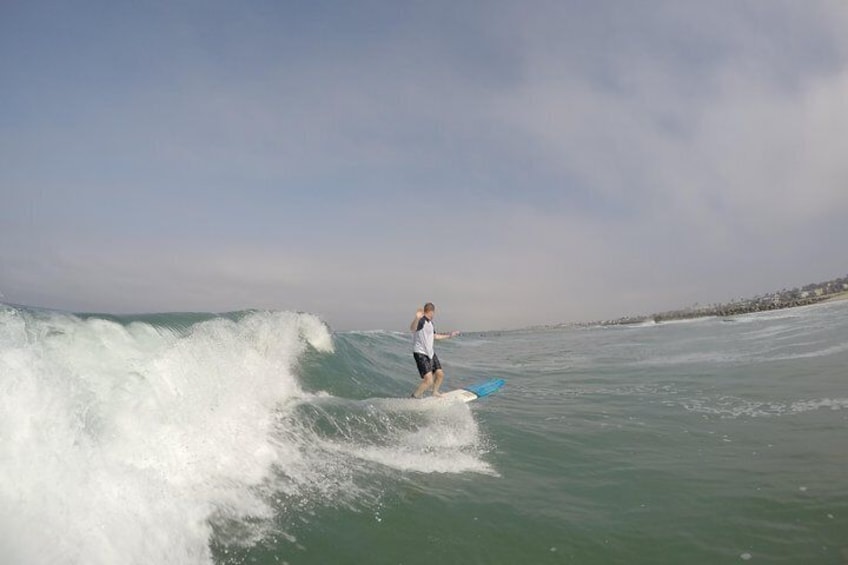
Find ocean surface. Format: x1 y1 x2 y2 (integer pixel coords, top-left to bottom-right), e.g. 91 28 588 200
1 300 846 564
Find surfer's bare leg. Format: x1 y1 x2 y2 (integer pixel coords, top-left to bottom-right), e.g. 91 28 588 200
432 369 445 397
412 373 434 399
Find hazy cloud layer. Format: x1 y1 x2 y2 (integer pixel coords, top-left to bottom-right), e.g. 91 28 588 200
2 1 846 330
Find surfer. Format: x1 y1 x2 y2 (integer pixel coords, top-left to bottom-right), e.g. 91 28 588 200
410 303 459 398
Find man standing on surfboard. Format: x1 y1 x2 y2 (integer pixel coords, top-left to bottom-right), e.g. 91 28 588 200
410 303 459 398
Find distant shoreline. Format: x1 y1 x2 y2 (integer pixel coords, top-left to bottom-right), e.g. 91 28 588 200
591 276 848 327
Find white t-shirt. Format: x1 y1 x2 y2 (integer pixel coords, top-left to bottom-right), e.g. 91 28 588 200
412 316 435 359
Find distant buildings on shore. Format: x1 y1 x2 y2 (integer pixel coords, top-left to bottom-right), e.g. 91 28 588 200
596 274 848 326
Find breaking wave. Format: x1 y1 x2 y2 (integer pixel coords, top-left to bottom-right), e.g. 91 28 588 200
0 306 490 564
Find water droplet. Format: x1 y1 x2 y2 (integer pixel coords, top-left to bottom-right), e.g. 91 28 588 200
740 552 752 560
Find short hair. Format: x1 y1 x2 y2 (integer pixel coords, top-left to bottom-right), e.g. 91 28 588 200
423 302 435 312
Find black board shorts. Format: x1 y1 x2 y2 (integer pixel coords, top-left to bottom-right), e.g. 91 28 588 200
413 353 442 378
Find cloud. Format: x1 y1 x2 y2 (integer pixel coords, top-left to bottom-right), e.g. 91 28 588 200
482 2 848 276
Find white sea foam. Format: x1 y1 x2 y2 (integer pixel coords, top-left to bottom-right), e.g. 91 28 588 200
766 341 848 361
344 400 495 475
729 311 801 324
0 309 327 564
635 351 743 366
678 395 848 418
738 323 799 340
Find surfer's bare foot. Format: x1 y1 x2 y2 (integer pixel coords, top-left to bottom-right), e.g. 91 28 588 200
432 391 443 398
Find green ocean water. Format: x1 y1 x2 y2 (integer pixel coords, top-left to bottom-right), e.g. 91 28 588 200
1 300 846 564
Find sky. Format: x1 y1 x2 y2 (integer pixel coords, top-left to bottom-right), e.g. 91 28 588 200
1 1 847 331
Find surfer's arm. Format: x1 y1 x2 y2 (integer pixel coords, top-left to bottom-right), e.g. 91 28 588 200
410 309 424 332
435 331 460 340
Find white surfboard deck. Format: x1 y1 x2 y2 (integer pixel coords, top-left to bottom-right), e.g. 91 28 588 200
438 389 479 403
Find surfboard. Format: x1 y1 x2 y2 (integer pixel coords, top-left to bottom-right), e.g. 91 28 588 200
439 378 505 403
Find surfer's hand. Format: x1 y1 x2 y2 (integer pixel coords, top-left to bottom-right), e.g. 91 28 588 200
450 330 460 338
416 308 425 319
